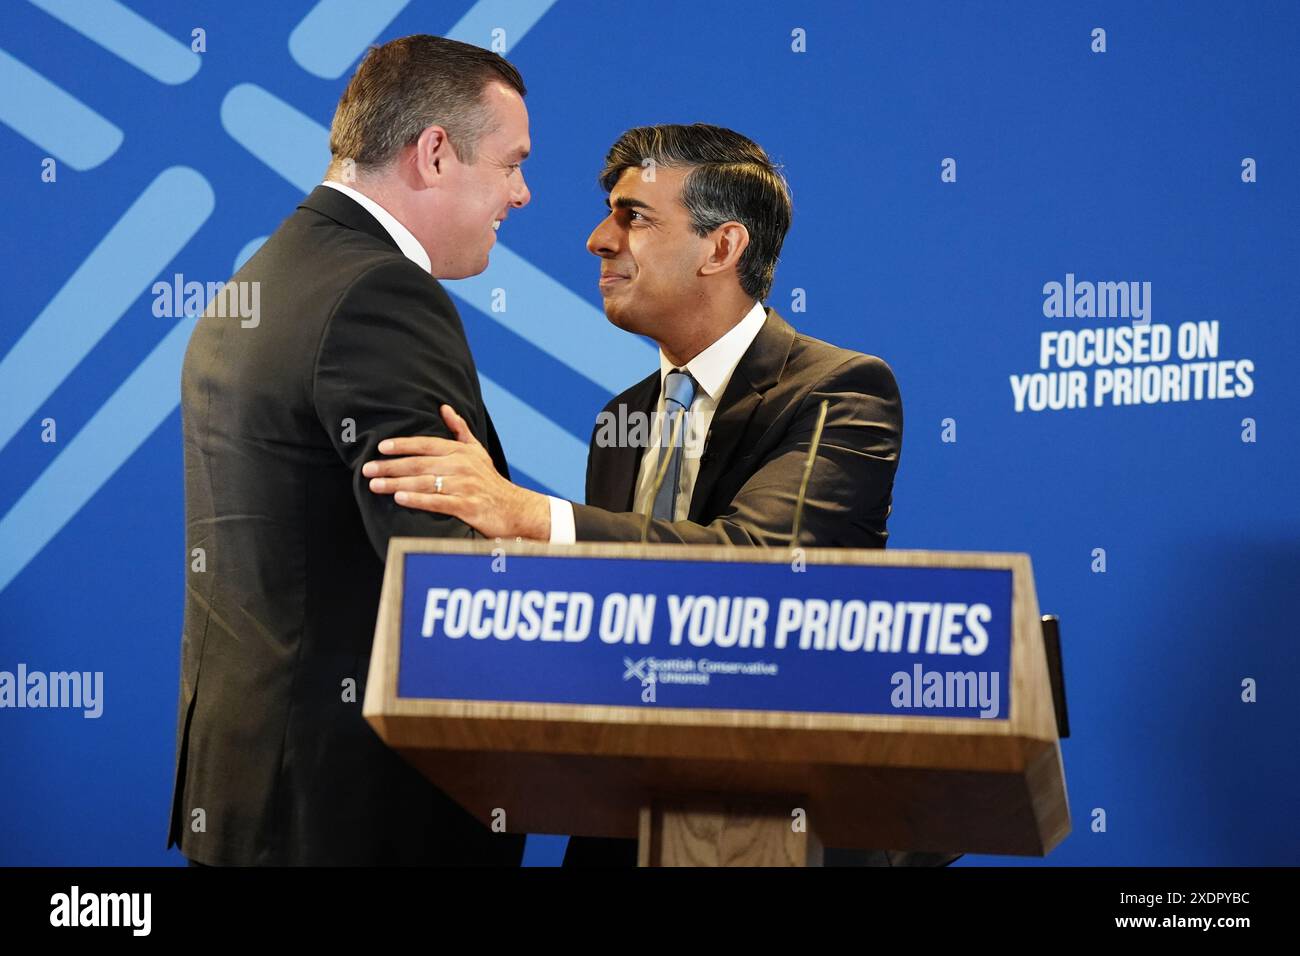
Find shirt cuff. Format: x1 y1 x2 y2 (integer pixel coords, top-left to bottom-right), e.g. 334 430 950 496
547 496 576 544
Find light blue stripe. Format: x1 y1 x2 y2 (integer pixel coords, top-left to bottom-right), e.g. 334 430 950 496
288 0 412 80
220 83 325 194
0 47 123 170
0 167 215 455
0 315 197 595
444 0 561 51
26 0 201 84
448 247 655 396
479 374 584 500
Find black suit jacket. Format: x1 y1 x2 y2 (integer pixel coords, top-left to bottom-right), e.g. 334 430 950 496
169 185 524 866
564 309 931 867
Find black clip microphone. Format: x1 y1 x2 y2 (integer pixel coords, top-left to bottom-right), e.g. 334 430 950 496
789 399 830 548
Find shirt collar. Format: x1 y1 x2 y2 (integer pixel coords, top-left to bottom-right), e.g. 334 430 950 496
320 180 432 274
659 300 768 401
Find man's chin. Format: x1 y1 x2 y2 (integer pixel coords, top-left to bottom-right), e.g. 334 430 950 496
602 302 646 335
440 252 492 281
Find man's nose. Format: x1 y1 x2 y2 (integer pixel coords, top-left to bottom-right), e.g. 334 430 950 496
510 170 531 207
587 215 620 257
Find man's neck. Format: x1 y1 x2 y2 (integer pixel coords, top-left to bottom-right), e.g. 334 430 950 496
328 175 398 216
659 297 760 367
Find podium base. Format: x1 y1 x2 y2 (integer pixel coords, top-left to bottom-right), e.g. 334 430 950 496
637 796 823 867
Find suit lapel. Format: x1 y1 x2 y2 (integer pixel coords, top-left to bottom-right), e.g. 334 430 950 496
590 372 660 510
687 309 796 522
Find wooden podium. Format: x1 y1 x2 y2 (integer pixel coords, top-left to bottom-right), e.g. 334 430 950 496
363 540 1070 866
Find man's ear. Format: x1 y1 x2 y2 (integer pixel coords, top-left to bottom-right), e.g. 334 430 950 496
699 221 751 279
414 125 453 186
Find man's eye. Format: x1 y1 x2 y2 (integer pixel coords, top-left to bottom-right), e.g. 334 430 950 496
629 210 645 221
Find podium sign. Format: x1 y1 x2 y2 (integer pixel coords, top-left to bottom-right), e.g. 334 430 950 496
398 552 1013 720
365 541 1070 862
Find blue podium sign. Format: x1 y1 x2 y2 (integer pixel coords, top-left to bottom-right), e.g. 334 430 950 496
396 551 1013 720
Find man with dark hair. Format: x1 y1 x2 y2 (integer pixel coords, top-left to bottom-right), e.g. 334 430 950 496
366 123 922 865
169 34 539 865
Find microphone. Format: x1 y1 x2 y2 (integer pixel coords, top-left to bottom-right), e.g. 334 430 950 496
789 399 830 548
640 406 688 543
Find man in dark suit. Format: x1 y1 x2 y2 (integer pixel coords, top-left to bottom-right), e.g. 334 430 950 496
365 125 964 865
169 36 539 865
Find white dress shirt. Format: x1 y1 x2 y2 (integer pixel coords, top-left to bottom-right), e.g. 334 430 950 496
631 300 768 520
319 180 576 531
321 180 431 272
548 300 768 543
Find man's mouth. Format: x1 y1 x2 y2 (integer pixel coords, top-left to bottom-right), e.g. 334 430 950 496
599 271 630 287
492 220 502 232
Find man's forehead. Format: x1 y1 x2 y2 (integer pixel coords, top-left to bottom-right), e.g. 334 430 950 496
483 83 529 151
609 164 687 206
483 125 529 161
479 127 529 162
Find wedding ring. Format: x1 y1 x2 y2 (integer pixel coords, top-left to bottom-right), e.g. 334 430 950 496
434 475 444 494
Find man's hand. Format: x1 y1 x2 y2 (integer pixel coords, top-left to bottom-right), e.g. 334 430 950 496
362 404 551 540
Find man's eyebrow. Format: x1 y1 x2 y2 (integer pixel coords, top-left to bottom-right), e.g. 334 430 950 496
513 146 530 161
606 195 654 212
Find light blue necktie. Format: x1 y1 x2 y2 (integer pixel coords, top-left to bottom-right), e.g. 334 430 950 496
652 369 697 521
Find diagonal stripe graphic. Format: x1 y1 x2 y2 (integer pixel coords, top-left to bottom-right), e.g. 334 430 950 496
220 83 327 194
0 47 123 170
0 315 198 595
289 0 412 80
444 0 561 50
25 0 201 85
480 374 585 498
0 167 215 455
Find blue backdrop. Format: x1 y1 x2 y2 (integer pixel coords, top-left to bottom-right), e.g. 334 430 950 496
1 0 1296 866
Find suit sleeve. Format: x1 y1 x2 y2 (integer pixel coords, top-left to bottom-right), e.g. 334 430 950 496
571 354 903 546
313 259 482 559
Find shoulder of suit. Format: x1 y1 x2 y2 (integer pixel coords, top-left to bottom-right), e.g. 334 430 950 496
282 209 454 312
287 204 436 284
786 329 896 387
230 214 424 306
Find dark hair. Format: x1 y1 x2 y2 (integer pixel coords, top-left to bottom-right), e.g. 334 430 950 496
599 124 792 301
329 35 525 171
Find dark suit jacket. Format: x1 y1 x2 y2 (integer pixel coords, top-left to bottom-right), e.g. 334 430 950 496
563 309 939 867
574 308 903 547
169 185 525 866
